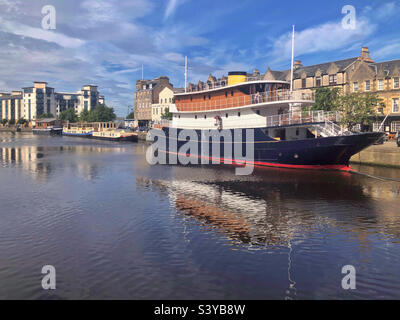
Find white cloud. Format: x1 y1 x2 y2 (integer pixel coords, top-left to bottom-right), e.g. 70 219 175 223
268 18 375 64
0 17 84 48
164 0 186 20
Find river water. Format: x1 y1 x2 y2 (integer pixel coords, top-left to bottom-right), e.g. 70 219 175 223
1 132 400 300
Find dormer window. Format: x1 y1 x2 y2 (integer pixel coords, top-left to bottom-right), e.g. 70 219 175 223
316 77 321 87
329 74 337 85
302 78 306 89
353 82 358 92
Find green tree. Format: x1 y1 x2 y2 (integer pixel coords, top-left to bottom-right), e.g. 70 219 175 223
161 107 172 120
1 119 7 125
79 109 90 122
59 108 78 122
127 111 135 119
311 87 341 111
82 104 116 122
17 118 27 125
336 92 380 131
37 112 55 119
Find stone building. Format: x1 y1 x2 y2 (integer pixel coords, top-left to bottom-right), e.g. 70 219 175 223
264 47 400 133
134 76 173 127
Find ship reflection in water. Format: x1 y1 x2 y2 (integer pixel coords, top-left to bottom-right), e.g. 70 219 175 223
1 132 400 299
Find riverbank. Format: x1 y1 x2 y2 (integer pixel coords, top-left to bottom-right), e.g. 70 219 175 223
350 141 400 168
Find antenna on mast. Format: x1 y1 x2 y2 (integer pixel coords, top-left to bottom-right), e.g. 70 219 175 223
184 56 188 93
290 25 295 93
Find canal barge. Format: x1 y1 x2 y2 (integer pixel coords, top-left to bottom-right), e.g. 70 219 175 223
90 122 138 142
154 72 384 171
62 123 94 137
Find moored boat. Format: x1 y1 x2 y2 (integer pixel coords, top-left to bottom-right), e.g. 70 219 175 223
33 118 63 135
62 123 94 137
152 71 384 171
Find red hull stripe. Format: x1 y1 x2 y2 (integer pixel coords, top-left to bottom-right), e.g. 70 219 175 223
160 150 352 171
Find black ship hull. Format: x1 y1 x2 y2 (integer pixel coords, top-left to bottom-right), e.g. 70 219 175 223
154 127 384 170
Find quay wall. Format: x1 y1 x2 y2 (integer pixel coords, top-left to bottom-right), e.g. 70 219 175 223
350 141 400 168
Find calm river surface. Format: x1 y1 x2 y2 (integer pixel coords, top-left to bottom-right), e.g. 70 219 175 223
1 132 400 299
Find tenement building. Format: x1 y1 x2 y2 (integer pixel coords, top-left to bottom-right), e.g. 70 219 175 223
134 76 173 127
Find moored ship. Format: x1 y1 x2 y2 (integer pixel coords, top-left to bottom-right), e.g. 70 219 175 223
153 71 384 171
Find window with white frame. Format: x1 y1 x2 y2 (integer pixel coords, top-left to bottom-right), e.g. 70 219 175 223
365 80 370 91
353 82 358 92
378 79 384 90
391 121 400 132
394 77 399 89
373 122 382 132
393 98 399 113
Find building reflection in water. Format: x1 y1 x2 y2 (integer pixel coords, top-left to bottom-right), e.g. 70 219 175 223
0 145 125 181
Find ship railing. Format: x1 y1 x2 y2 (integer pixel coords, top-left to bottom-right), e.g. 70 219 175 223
265 110 342 128
152 119 172 129
176 90 314 112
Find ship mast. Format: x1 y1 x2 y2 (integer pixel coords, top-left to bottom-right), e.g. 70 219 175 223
184 56 188 93
290 25 295 93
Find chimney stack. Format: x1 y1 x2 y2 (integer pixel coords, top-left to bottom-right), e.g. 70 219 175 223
359 46 374 63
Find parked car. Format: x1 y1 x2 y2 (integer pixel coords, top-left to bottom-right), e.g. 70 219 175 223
396 131 400 147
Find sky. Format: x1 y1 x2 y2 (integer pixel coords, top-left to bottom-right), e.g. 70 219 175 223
0 0 399 116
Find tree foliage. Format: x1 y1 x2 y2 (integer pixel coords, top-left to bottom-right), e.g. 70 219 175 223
161 107 172 120
17 118 28 125
79 104 116 122
336 92 380 131
59 108 78 122
311 87 341 111
127 111 135 119
37 113 54 119
1 119 7 125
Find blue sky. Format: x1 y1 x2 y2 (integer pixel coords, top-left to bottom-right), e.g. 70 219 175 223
0 0 399 116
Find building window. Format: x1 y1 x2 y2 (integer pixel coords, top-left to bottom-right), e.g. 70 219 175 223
353 82 358 92
391 121 400 132
365 80 370 91
393 98 399 113
225 113 228 118
231 91 234 96
238 112 241 117
316 77 321 87
302 78 306 89
204 115 206 119
394 78 399 89
329 74 337 85
378 79 384 91
256 110 260 115
195 115 197 119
